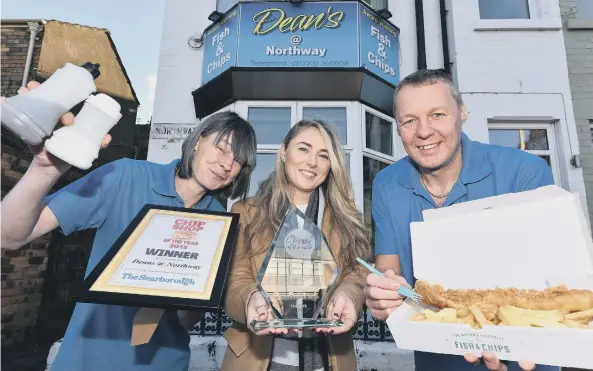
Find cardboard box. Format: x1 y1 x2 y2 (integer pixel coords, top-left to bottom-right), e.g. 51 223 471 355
387 185 593 369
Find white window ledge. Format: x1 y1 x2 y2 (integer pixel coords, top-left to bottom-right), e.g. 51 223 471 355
567 19 593 30
474 19 562 31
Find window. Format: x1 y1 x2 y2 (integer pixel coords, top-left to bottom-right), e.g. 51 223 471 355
235 102 354 205
362 0 388 11
248 153 277 197
303 107 348 145
248 107 292 145
478 0 530 19
579 0 593 19
216 0 236 13
363 156 390 255
365 112 393 156
590 120 593 143
362 108 398 258
488 123 561 185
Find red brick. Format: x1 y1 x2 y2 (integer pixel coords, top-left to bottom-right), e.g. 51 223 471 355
28 293 42 304
1 295 28 306
6 271 25 280
29 263 47 271
1 312 15 323
24 270 44 279
28 256 47 265
1 287 25 297
7 256 30 267
11 278 44 288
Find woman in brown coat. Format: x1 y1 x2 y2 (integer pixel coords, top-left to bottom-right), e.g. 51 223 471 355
221 119 371 371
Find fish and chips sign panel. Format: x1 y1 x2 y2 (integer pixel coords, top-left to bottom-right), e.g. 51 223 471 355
202 7 239 84
76 205 239 311
237 2 359 69
201 1 400 86
358 3 400 86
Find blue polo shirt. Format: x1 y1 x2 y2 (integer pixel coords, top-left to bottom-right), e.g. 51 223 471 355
45 158 224 371
372 133 559 371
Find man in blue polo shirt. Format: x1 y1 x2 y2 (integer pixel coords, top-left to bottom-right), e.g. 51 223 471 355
363 70 559 371
1 82 257 371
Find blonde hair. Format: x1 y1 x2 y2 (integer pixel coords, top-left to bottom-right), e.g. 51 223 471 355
246 119 371 275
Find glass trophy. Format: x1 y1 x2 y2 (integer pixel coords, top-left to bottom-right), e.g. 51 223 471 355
250 206 344 331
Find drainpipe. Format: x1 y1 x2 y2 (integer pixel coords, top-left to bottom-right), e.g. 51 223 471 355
415 0 427 70
22 21 43 87
439 0 451 74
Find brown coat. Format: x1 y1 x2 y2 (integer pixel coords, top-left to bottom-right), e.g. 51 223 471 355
221 200 366 371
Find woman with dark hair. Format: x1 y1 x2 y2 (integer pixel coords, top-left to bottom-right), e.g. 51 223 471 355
221 119 371 371
1 80 257 371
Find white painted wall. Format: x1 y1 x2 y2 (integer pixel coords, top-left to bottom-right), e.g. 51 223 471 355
422 0 444 69
445 0 588 217
147 0 215 163
389 0 418 78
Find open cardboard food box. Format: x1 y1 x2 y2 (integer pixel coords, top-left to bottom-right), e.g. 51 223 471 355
386 185 593 368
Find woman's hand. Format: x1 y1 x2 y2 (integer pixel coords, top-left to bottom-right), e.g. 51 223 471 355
465 352 536 371
316 292 358 335
246 291 290 336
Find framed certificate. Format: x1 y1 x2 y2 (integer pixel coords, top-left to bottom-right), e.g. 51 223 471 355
75 204 239 311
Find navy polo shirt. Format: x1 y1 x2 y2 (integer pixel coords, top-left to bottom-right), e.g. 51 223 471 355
45 158 224 371
372 133 559 371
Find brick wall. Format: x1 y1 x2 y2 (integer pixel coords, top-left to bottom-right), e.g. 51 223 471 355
0 145 89 357
1 235 49 347
560 0 593 224
0 23 47 354
1 24 43 96
1 21 139 370
0 23 94 360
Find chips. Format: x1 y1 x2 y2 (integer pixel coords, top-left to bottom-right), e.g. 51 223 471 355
412 306 593 330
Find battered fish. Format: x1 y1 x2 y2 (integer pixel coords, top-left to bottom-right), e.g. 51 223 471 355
415 280 593 314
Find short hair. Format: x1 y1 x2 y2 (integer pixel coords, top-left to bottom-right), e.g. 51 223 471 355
393 69 464 118
178 111 257 200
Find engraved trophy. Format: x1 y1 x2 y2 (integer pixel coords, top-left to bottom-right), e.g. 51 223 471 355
250 206 343 330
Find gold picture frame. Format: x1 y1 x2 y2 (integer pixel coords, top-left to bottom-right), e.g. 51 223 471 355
76 205 239 311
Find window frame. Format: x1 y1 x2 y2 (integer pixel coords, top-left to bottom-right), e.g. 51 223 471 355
231 101 360 209
237 101 298 151
297 101 354 150
487 122 563 187
229 101 406 258
216 0 237 13
360 105 398 246
361 105 400 163
478 0 532 20
361 0 389 11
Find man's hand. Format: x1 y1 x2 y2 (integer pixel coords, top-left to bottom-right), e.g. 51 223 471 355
465 352 536 371
2 81 112 176
364 269 409 320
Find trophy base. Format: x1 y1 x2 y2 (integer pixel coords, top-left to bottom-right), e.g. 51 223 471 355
250 318 344 331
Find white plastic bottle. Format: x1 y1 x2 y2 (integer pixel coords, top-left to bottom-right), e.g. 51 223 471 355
45 93 122 170
0 62 100 145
